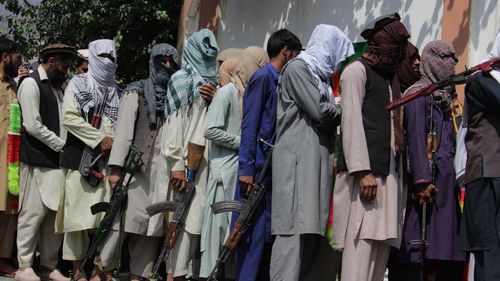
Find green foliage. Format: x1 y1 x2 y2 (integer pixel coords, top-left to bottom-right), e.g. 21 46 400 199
0 0 183 83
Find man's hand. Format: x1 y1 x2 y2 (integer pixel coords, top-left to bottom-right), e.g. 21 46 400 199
99 136 113 155
18 67 29 78
239 175 254 197
414 183 438 205
171 170 186 191
108 166 122 189
356 171 378 203
199 83 217 103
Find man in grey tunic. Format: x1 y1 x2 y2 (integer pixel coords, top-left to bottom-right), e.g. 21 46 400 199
94 43 180 281
270 24 353 281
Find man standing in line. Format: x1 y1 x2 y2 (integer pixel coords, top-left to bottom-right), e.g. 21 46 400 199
0 39 24 277
58 39 120 281
235 29 302 281
147 29 218 281
15 44 76 281
271 24 353 281
459 31 500 281
332 14 410 281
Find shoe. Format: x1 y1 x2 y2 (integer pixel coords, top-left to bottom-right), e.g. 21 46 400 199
15 267 41 281
0 263 18 277
41 269 70 281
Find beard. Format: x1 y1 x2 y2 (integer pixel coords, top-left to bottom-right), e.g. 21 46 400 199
4 60 18 79
47 66 67 88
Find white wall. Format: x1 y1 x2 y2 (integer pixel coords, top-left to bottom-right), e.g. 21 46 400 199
468 0 500 65
215 0 443 52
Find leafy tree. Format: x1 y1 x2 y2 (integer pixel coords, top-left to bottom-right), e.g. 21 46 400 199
0 0 183 83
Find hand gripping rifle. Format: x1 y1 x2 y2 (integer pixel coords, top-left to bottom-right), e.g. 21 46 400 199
72 145 145 281
146 142 206 281
206 139 274 281
386 57 500 111
408 96 439 281
78 90 111 186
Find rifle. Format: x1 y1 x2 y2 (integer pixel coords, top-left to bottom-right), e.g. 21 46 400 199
146 142 206 281
408 96 439 281
207 139 273 281
386 57 500 111
72 145 145 281
78 90 111 186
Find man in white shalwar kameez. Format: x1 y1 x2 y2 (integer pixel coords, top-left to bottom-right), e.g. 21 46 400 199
57 39 121 281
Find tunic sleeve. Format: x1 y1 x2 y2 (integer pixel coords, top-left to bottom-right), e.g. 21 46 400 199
404 92 432 186
163 112 185 172
108 91 138 167
18 77 65 151
340 62 371 174
204 85 240 150
63 91 106 149
238 74 269 177
283 61 341 127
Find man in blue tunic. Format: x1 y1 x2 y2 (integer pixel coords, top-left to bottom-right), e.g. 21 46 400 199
235 29 301 281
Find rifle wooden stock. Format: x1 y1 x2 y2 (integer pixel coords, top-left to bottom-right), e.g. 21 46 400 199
187 142 205 170
224 222 244 250
387 57 500 111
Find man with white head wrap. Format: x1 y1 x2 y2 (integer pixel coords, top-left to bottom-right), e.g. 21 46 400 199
90 43 180 281
147 29 218 281
270 24 353 281
57 39 121 281
458 31 500 281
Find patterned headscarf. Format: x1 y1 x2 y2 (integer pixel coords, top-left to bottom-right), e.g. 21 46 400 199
164 29 219 119
72 39 121 123
406 40 457 108
217 48 244 64
145 43 179 126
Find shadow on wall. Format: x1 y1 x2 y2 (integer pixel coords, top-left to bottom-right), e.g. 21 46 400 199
217 0 443 51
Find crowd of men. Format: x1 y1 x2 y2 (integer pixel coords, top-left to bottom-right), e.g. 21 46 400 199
1 12 500 281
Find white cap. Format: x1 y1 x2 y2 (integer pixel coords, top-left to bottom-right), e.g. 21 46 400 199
77 49 89 60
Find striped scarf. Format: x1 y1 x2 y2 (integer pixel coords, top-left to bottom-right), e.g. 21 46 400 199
7 99 20 196
164 64 205 119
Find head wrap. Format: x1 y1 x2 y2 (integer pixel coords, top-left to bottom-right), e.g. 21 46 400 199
217 48 244 64
406 40 457 109
145 43 179 127
398 43 421 92
360 14 410 153
298 24 354 83
164 29 219 119
239 46 270 84
72 39 121 123
488 31 500 84
77 49 89 60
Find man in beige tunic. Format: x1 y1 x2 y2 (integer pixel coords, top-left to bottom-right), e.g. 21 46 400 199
0 39 24 277
58 39 120 281
332 14 410 281
15 44 76 281
148 29 218 281
94 43 180 281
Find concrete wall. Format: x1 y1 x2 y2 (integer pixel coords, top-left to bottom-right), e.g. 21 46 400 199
468 0 500 65
215 0 443 51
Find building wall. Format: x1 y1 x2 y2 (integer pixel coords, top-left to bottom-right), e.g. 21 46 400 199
215 0 443 51
469 0 500 65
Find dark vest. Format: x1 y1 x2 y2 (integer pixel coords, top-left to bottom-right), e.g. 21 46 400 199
337 62 392 176
60 107 96 170
464 73 500 183
132 94 157 165
20 70 61 168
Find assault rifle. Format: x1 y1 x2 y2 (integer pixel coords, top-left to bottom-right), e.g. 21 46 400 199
72 145 145 281
386 57 500 111
146 142 206 281
78 90 111 186
207 139 273 281
408 95 439 281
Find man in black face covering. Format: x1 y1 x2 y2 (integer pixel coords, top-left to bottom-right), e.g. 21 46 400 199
91 43 180 281
16 44 75 281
